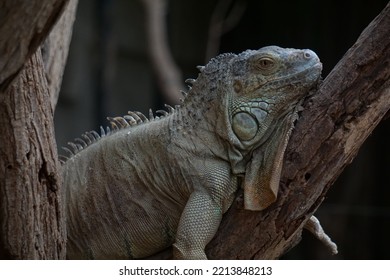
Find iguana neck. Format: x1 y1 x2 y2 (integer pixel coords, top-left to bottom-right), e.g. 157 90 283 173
170 87 251 175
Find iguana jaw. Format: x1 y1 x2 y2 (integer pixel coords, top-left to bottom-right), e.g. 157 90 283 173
265 60 322 91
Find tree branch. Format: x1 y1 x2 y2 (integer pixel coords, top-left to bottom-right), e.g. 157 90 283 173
0 0 78 259
205 0 246 62
0 0 69 91
140 0 183 104
0 50 66 259
42 0 78 110
206 2 390 259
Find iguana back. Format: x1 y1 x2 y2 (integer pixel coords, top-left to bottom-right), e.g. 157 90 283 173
65 118 177 258
62 46 323 259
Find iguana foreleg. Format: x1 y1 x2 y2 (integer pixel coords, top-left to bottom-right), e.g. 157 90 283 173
304 215 338 255
173 191 223 259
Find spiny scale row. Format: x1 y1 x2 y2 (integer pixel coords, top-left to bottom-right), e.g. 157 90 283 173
60 105 178 163
60 68 203 163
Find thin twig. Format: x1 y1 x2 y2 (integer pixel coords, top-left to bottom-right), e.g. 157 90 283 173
140 0 183 104
205 0 247 62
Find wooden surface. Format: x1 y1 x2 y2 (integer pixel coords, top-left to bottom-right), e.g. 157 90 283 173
0 52 66 259
0 0 69 90
0 0 76 259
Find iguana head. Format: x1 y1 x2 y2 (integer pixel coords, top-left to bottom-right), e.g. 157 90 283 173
190 46 322 211
226 46 322 210
227 46 322 146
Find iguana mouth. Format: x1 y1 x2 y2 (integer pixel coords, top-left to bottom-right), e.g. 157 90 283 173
267 61 323 90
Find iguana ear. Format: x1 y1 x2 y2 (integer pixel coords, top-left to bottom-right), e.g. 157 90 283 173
243 115 295 211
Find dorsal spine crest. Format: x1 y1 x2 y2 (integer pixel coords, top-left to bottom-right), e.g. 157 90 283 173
60 106 178 163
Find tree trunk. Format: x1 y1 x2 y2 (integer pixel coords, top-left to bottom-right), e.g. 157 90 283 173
206 2 390 259
0 0 77 259
0 50 65 259
0 0 70 91
42 0 78 109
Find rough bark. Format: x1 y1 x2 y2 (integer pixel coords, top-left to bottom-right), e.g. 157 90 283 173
42 0 78 109
206 2 390 259
0 0 77 259
0 51 65 259
0 0 69 91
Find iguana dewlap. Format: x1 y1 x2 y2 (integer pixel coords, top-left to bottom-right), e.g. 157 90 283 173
62 46 324 259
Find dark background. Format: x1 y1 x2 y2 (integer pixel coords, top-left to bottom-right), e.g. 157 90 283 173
55 0 390 259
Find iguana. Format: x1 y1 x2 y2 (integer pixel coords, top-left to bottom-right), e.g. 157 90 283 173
62 45 337 259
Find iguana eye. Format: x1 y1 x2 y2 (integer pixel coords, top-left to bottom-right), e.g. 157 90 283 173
256 57 275 70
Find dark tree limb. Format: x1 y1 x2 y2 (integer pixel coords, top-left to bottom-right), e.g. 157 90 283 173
207 2 390 259
42 0 78 110
0 0 69 91
0 50 66 259
140 0 183 104
205 0 247 62
0 0 78 259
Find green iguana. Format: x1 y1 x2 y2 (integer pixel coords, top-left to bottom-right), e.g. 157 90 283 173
62 46 337 259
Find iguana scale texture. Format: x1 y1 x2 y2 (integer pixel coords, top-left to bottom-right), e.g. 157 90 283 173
62 46 327 259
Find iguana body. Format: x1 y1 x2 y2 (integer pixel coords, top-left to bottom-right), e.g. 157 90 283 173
63 46 325 259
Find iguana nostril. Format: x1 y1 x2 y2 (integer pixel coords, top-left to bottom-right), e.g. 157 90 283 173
304 51 311 59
